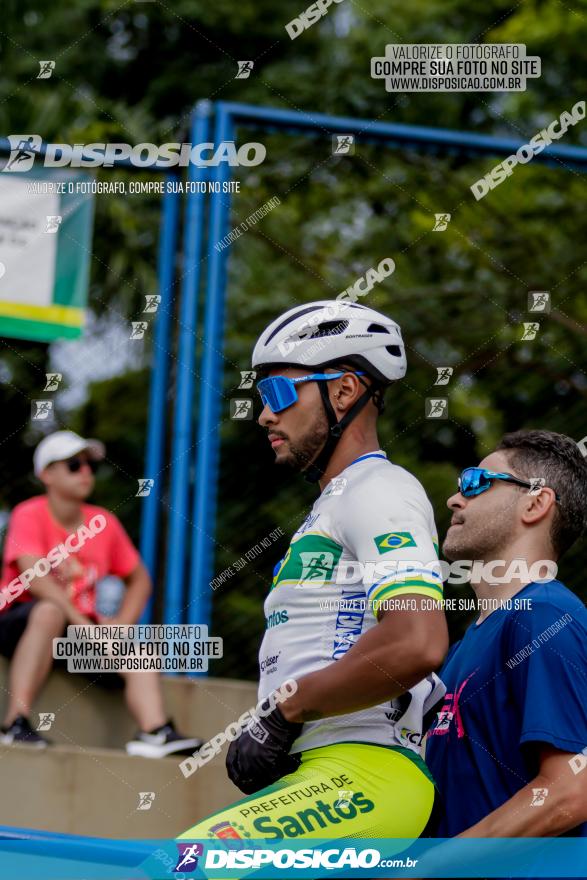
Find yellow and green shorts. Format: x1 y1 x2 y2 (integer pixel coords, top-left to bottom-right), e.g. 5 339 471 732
179 741 434 842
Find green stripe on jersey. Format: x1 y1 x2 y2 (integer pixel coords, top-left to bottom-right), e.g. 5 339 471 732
272 533 343 590
371 578 444 604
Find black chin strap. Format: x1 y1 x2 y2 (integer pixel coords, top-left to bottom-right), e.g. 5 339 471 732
303 379 383 484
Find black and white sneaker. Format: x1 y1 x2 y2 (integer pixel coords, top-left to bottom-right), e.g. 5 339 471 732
0 715 50 749
126 719 203 758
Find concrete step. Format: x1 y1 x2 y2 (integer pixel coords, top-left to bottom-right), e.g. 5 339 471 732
0 741 241 838
0 661 258 836
0 658 257 749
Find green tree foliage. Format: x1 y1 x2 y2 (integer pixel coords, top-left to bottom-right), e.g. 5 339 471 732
0 0 585 677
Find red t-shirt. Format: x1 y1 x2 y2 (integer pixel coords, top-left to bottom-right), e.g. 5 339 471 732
0 496 140 618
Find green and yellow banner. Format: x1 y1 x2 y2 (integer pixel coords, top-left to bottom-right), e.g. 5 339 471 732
0 168 94 342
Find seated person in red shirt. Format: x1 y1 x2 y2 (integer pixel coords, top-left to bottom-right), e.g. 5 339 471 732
0 430 202 758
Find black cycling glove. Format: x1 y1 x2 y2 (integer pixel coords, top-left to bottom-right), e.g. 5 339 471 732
226 701 303 794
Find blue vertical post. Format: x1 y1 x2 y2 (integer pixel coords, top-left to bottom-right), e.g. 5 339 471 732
139 174 180 624
187 104 234 637
163 100 212 627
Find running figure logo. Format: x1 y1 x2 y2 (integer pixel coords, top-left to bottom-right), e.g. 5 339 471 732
238 370 256 389
425 398 448 419
322 476 347 497
230 399 253 420
528 291 550 313
236 61 254 79
432 213 451 231
334 789 354 808
174 843 203 872
521 322 539 341
528 477 546 496
332 135 355 155
3 135 42 172
137 792 156 811
298 551 336 587
37 61 55 79
44 373 62 391
45 216 62 233
37 712 55 731
143 294 161 313
130 321 149 339
430 670 477 738
434 367 453 386
136 478 154 497
31 400 53 420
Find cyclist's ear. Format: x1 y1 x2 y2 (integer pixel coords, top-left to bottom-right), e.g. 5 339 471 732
519 486 557 530
330 372 370 411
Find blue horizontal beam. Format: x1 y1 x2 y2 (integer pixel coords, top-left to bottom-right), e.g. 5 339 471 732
218 101 587 168
0 825 151 867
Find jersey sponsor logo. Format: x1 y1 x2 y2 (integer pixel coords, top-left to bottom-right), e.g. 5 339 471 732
207 821 248 840
266 608 289 628
272 534 343 590
296 512 320 534
374 531 417 553
259 652 280 672
398 726 425 747
332 587 366 659
251 791 374 839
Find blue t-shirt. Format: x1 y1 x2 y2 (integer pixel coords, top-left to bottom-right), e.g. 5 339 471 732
426 580 587 838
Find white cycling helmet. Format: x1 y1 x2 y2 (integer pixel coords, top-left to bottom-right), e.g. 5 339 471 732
252 299 406 383
252 300 407 483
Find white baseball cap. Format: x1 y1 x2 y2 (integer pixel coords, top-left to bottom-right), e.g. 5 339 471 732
33 430 106 477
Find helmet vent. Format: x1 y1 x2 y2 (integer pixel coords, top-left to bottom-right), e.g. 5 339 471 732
265 305 323 345
308 320 349 339
367 323 390 333
386 345 402 356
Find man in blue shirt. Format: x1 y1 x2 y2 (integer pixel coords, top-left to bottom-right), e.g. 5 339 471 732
426 429 587 839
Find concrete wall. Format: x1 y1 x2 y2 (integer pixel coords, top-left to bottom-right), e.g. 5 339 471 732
0 660 257 838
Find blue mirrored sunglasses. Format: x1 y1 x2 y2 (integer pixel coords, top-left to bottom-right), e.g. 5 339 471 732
257 372 364 414
458 466 559 501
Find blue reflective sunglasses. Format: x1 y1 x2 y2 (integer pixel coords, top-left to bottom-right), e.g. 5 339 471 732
257 372 365 414
458 467 559 501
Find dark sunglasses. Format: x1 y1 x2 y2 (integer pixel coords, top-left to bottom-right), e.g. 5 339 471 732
458 467 560 501
65 456 99 474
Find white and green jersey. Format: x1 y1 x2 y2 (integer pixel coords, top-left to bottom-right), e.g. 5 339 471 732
258 450 446 756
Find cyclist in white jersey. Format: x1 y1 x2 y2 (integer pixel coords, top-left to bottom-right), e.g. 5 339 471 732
179 300 448 844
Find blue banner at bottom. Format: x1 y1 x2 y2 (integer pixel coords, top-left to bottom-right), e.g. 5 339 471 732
1 834 587 879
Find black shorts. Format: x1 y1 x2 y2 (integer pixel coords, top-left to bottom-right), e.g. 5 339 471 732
0 600 124 689
0 600 38 658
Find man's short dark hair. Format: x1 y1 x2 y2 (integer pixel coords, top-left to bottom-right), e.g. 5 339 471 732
496 429 587 558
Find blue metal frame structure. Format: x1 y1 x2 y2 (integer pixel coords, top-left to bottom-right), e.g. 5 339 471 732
175 100 587 647
10 107 587 650
161 100 212 626
138 176 181 623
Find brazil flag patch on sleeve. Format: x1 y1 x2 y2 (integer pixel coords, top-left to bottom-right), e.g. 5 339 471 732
374 532 417 553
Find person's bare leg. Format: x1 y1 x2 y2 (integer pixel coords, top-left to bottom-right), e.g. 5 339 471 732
3 601 66 726
121 670 167 732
